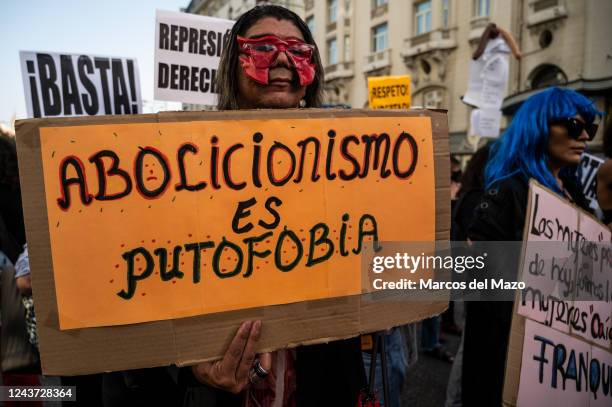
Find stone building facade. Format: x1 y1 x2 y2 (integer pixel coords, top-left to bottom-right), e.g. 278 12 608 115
185 0 612 153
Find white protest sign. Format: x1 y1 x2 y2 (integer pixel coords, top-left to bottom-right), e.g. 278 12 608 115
518 181 612 349
469 108 502 138
154 10 234 106
481 54 509 110
517 320 612 406
463 37 510 109
579 153 605 213
20 51 141 118
462 59 485 108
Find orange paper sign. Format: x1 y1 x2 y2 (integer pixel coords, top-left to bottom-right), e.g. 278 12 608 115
39 116 435 329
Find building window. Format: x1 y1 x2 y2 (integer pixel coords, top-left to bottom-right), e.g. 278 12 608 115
374 0 388 7
415 1 432 35
328 0 338 23
344 35 351 61
328 37 338 65
473 0 490 17
228 7 233 19
529 64 568 89
442 0 450 28
345 0 351 14
306 15 315 34
372 23 388 52
424 89 443 109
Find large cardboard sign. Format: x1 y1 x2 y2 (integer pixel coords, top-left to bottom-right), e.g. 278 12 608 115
517 320 612 406
368 76 411 110
154 10 233 105
16 109 449 375
503 181 612 406
20 51 142 118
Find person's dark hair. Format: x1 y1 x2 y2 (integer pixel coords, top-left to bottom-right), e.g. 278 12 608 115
216 5 324 110
459 143 491 193
0 135 20 189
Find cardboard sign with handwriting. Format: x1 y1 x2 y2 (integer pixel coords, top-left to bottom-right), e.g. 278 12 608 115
16 109 449 375
503 181 612 406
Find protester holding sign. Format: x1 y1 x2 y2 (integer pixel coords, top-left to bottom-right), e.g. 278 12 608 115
462 87 601 405
179 5 363 407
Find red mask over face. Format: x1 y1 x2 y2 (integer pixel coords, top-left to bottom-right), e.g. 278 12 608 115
237 35 316 87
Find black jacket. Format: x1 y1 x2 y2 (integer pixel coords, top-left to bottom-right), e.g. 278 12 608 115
462 173 589 406
102 336 365 407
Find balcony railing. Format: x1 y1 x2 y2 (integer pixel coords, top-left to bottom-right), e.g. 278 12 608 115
527 0 567 27
371 3 388 19
325 62 354 80
532 0 558 12
410 32 431 47
401 28 457 61
469 15 490 30
325 64 338 74
363 49 392 72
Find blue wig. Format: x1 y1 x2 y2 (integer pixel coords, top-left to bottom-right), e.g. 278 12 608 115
485 87 602 193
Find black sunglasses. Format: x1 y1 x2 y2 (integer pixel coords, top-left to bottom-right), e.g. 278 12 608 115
550 117 599 141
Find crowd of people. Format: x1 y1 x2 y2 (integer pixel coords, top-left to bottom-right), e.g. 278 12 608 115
1 4 609 407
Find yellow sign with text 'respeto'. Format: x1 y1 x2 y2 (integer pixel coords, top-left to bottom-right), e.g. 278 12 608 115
368 75 411 109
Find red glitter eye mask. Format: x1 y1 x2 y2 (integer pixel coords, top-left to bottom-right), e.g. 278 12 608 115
237 35 316 86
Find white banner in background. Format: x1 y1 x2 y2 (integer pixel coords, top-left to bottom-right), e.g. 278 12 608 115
154 10 234 106
20 51 142 118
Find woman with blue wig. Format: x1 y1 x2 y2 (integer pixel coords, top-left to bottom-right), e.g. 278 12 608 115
462 86 601 405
